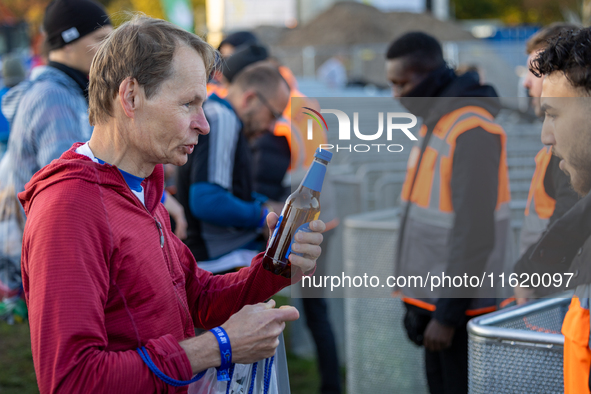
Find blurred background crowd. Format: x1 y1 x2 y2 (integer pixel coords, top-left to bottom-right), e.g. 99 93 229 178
2 0 591 108
1 1 590 393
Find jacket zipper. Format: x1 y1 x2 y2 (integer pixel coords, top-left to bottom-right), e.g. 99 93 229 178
126 178 193 332
116 171 192 333
117 174 164 249
155 220 164 248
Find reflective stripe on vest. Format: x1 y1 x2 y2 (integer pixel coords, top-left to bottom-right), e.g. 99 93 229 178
398 106 511 313
519 146 555 255
563 286 591 394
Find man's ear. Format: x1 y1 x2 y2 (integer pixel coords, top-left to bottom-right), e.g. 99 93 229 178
241 89 257 109
118 77 141 119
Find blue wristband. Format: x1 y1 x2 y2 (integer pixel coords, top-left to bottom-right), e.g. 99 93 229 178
210 326 232 381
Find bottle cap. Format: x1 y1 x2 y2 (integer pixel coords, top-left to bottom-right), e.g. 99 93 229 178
314 148 333 163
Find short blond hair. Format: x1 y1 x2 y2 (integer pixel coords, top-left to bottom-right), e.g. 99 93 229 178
88 14 216 125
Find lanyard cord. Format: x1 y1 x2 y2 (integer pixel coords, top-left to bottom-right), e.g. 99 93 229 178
225 364 236 394
137 347 207 386
263 355 275 394
137 348 276 391
248 361 258 394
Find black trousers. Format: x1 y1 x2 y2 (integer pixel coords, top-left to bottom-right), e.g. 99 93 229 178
300 229 341 394
301 297 342 394
403 303 469 394
424 320 469 394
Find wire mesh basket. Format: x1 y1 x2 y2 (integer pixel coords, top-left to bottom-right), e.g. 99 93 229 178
343 208 428 394
468 295 572 394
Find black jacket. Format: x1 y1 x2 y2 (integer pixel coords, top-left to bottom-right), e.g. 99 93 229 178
519 190 591 290
400 66 503 327
514 155 580 281
250 133 291 201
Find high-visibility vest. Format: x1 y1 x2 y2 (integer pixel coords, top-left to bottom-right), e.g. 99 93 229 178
274 66 338 230
206 82 228 99
563 286 591 394
397 106 511 315
206 67 325 173
519 147 556 256
274 66 326 172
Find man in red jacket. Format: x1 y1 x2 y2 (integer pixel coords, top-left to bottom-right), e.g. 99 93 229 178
19 15 324 393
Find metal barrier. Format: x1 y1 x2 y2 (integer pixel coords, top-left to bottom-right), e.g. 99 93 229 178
343 209 429 394
342 207 568 394
374 173 406 210
507 156 536 171
509 183 531 201
468 296 572 394
332 174 363 218
356 162 407 211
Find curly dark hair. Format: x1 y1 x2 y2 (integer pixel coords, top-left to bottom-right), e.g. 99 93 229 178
530 27 591 94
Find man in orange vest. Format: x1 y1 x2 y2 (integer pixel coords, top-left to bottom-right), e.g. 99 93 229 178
387 32 511 394
513 24 580 304
526 27 591 394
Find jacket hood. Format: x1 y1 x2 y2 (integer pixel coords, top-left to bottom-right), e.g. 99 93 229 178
18 143 165 216
400 65 502 128
1 66 80 124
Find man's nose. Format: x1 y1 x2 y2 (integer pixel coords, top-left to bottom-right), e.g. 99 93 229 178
192 110 210 135
540 120 555 146
522 73 532 90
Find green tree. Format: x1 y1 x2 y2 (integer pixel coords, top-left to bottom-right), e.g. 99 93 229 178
2 0 50 29
98 0 205 30
452 0 580 25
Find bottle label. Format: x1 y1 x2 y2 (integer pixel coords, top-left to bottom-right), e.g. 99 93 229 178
269 214 283 246
285 222 313 260
302 162 326 192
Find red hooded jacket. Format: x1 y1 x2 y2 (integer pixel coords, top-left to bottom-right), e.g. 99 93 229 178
19 143 292 393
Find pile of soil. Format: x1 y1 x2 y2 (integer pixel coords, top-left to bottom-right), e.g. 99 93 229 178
251 25 290 47
280 2 473 47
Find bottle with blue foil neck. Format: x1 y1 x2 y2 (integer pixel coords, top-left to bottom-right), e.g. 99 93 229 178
263 148 333 278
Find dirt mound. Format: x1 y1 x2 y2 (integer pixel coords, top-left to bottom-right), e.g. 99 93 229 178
280 2 473 47
251 25 290 47
384 12 474 42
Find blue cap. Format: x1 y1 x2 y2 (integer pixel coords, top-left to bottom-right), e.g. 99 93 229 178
314 148 333 163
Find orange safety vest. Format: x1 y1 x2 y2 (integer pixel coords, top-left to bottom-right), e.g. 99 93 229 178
397 106 511 315
519 147 556 256
275 66 327 172
207 68 324 173
275 66 338 231
206 82 228 98
563 289 591 394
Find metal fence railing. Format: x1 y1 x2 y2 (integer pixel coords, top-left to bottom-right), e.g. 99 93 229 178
343 208 429 394
468 296 572 394
342 207 571 393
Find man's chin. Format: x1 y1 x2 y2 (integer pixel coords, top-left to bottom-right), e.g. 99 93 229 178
176 155 189 167
570 173 591 197
166 153 188 167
